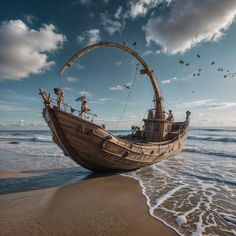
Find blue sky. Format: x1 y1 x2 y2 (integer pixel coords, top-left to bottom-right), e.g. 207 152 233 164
1 0 236 129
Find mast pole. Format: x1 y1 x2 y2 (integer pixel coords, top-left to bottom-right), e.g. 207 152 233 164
60 42 165 120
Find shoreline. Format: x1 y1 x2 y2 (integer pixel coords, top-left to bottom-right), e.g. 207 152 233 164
0 171 42 179
0 173 177 236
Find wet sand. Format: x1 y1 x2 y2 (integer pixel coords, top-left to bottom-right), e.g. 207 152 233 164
0 174 177 236
0 171 42 179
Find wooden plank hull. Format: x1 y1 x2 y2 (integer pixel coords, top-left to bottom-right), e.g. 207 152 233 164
43 105 189 171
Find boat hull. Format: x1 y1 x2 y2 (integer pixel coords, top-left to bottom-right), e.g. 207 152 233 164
43 104 189 171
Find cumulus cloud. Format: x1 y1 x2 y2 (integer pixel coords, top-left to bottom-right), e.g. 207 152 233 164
77 29 101 45
144 0 236 54
101 12 125 35
128 0 164 18
0 20 66 80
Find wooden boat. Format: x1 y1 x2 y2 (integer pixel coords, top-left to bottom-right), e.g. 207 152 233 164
39 42 190 171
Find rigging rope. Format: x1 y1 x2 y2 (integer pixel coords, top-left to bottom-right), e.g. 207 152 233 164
115 63 140 130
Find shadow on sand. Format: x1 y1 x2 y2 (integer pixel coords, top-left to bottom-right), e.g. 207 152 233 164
0 167 126 194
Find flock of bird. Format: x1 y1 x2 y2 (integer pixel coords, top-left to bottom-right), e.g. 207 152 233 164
179 54 236 79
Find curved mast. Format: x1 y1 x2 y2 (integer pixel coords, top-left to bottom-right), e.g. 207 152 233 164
60 42 165 119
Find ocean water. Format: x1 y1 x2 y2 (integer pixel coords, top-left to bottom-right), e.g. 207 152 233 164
0 128 236 236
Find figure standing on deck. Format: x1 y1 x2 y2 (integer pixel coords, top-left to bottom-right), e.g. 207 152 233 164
54 88 64 109
76 96 90 118
166 110 174 121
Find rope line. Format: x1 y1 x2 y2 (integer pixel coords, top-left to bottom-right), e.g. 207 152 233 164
115 63 140 129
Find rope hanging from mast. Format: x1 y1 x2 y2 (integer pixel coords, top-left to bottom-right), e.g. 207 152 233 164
115 63 140 129
59 42 165 120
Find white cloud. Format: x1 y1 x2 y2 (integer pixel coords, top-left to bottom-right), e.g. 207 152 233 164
0 20 66 80
0 101 31 112
208 102 236 110
109 82 132 91
176 99 236 111
178 99 215 108
115 61 122 66
90 97 113 104
0 120 47 129
143 49 160 56
66 77 79 82
161 79 171 84
101 12 124 35
144 0 236 54
110 85 124 91
77 29 101 46
128 0 170 18
162 77 176 84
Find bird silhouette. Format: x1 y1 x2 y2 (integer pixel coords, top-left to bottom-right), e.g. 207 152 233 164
123 85 130 89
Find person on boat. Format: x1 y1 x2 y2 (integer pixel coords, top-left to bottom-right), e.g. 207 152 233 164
76 96 90 118
166 110 174 121
186 111 191 120
54 88 64 109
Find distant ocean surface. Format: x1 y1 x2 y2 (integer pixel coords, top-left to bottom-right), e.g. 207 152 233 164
0 128 236 236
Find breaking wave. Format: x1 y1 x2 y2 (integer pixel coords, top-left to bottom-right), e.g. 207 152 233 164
188 134 236 143
183 146 236 159
0 133 52 143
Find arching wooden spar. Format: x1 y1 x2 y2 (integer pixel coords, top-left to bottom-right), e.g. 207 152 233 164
39 42 191 172
60 42 165 120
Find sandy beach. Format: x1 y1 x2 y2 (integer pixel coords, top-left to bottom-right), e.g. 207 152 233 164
0 173 177 236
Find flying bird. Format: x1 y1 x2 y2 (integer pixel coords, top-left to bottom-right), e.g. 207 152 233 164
123 85 130 89
179 59 184 64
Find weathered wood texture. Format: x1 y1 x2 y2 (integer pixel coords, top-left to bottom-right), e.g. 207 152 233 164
42 105 189 171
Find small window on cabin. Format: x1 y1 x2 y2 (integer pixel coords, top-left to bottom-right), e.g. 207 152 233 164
154 124 159 131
